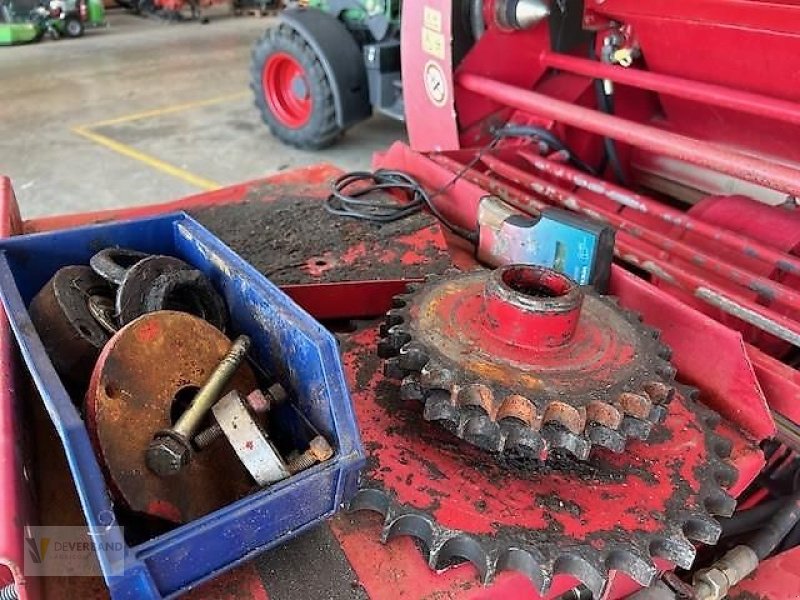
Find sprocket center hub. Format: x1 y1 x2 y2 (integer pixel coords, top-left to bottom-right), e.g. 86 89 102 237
379 266 676 460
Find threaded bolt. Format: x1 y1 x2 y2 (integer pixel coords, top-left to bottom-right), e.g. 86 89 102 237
0 583 19 600
192 383 287 450
286 435 334 474
146 335 250 477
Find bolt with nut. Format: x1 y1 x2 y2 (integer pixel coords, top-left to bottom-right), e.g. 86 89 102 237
286 436 334 474
145 335 251 477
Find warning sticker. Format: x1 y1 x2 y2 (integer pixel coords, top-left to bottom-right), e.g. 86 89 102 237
421 5 445 59
423 60 448 107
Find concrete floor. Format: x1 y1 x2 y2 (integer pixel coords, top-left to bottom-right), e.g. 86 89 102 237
0 9 406 220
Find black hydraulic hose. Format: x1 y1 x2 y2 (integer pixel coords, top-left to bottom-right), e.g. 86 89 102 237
779 519 800 553
493 124 598 175
588 35 627 185
748 490 800 559
720 497 786 538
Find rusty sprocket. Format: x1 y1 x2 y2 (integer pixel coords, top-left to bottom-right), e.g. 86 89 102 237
379 266 676 461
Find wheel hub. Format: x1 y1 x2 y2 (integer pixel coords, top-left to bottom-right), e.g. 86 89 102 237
262 52 312 128
379 266 676 460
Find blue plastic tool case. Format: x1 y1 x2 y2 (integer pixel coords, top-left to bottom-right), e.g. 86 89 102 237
0 212 365 599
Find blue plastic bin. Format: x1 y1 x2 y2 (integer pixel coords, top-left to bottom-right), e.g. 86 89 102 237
0 212 365 599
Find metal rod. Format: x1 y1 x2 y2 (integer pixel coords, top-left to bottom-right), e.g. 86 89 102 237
430 154 800 347
540 51 800 128
172 335 251 439
488 150 800 312
456 72 800 202
519 147 800 278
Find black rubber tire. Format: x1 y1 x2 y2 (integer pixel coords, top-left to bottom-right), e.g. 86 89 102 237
65 16 83 37
250 24 342 150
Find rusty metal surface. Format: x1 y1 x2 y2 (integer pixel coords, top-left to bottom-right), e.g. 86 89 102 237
85 311 257 523
379 269 675 461
29 266 112 388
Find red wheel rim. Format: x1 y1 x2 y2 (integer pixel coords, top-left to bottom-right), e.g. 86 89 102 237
262 52 312 128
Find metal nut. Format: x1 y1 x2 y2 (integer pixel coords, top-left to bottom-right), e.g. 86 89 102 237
145 433 191 477
308 436 334 461
692 567 729 600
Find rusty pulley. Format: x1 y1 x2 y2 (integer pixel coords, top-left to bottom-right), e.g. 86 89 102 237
85 311 257 523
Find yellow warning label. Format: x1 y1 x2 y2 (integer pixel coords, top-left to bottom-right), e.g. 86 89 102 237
423 6 442 32
422 28 446 60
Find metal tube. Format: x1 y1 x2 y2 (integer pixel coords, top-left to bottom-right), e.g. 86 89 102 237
172 335 251 439
540 51 800 128
456 72 800 200
430 154 800 346
483 151 800 312
519 148 800 278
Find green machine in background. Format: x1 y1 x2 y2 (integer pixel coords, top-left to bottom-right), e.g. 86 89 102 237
250 0 403 149
1 0 105 45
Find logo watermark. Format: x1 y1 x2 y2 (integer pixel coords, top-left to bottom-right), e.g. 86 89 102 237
24 524 125 577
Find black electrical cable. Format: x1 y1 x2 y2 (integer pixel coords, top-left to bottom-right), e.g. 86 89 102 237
326 137 501 243
588 34 627 185
492 124 598 175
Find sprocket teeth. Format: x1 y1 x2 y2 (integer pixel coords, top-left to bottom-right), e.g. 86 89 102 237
603 548 658 587
423 390 460 432
384 324 412 352
648 534 697 570
383 307 406 329
541 423 591 460
456 384 495 416
496 547 549 594
713 461 738 488
619 415 653 440
431 535 492 583
701 487 737 517
586 423 626 453
655 360 678 380
616 392 653 420
643 381 676 405
398 341 430 371
420 359 455 389
384 513 436 548
399 373 423 401
461 412 503 452
551 553 607 599
348 487 391 514
680 512 723 544
377 338 400 359
384 356 406 379
379 270 684 464
499 419 547 459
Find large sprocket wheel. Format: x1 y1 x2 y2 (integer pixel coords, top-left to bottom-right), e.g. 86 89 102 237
379 265 677 461
250 24 342 149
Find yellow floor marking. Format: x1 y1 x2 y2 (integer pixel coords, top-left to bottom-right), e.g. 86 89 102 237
77 91 249 129
72 126 222 191
70 91 249 190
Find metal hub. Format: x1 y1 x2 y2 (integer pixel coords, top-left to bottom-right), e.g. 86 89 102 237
379 266 676 461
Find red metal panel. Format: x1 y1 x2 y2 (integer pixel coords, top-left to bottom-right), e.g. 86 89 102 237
399 0 460 151
0 177 39 600
609 268 775 441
